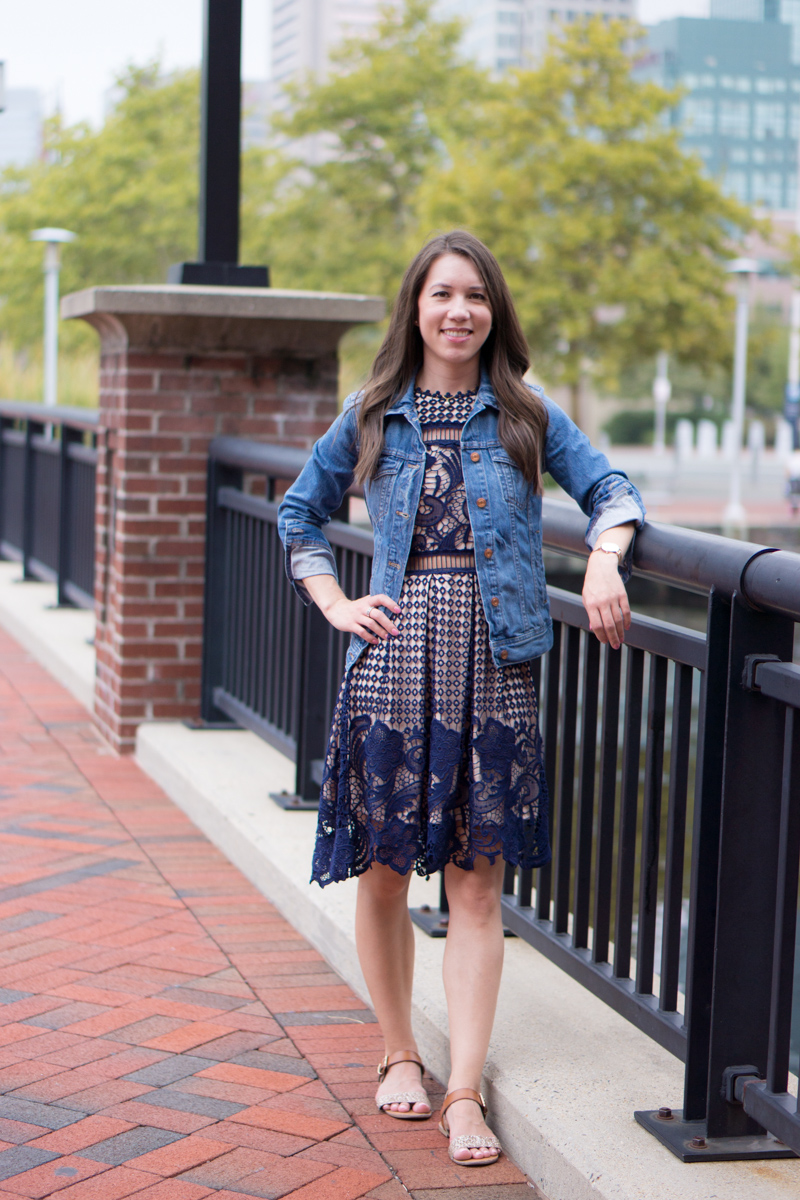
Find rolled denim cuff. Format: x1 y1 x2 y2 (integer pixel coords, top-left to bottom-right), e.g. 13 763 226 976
289 544 338 604
585 489 645 583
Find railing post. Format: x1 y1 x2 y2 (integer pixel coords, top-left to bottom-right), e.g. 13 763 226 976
22 418 38 580
57 426 79 606
636 586 799 1160
702 591 794 1138
681 587 731 1121
293 602 332 801
201 453 243 724
0 416 9 551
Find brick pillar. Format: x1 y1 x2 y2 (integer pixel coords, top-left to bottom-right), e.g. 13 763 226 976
63 285 384 753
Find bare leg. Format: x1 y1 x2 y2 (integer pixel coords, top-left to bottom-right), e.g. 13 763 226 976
441 855 505 1160
356 863 430 1115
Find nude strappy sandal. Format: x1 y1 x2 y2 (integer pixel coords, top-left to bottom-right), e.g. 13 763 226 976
438 1088 502 1166
376 1050 431 1120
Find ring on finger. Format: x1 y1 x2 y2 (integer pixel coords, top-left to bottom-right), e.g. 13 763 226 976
366 606 374 620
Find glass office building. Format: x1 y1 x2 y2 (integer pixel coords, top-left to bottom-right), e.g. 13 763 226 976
636 17 800 210
0 87 42 171
710 0 800 64
435 0 634 72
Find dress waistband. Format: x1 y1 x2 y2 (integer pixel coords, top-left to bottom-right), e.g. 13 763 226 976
406 551 475 573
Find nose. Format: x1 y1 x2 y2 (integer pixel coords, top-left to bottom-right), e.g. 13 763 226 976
447 300 469 321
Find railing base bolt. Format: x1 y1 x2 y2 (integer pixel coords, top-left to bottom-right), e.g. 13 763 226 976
689 1136 707 1150
656 1107 673 1121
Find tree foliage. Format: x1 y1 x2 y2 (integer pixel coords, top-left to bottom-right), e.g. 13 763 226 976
0 64 199 351
416 18 753 413
0 5 758 426
242 0 492 299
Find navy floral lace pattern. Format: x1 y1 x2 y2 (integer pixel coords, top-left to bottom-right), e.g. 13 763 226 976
310 390 551 887
411 389 475 556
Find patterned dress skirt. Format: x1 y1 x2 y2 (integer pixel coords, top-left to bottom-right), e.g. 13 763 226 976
311 390 551 887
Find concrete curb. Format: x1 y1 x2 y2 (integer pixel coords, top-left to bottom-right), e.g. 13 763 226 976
0 563 95 711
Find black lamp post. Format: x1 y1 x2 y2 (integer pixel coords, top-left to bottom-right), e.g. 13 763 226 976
169 0 269 287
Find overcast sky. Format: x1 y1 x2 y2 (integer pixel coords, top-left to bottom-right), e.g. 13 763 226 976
0 0 268 125
1 0 706 128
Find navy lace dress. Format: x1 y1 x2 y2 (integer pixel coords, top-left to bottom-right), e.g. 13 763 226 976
311 388 550 886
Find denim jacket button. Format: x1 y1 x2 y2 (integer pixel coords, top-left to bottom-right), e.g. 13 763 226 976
470 452 480 462
491 596 499 607
476 497 487 508
484 547 493 559
500 649 509 660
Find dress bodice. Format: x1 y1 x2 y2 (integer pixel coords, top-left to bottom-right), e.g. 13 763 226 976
411 389 475 556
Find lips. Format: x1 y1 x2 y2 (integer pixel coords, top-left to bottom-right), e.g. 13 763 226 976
441 329 472 340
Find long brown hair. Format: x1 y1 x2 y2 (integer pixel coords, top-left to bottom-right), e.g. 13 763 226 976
354 231 548 489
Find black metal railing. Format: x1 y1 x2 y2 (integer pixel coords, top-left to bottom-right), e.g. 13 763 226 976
202 436 800 1162
0 400 98 608
201 438 370 805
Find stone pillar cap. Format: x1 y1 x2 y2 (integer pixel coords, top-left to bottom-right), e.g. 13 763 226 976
62 283 385 324
62 284 385 355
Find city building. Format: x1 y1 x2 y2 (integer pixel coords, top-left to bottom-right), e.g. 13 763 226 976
436 0 634 72
271 0 391 110
0 79 42 171
242 81 271 149
269 0 634 107
636 17 800 212
710 0 800 64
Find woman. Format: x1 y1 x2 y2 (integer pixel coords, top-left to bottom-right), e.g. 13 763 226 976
278 231 645 1167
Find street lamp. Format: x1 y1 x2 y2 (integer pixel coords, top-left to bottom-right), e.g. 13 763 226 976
723 256 760 534
652 351 671 455
168 0 268 287
30 227 76 410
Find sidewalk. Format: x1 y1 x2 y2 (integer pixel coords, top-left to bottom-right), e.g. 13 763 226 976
0 625 537 1200
3 565 800 1200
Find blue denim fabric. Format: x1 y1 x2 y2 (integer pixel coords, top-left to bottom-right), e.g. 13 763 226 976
277 370 645 670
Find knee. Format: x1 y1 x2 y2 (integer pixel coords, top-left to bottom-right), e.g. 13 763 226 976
447 869 502 926
359 864 411 905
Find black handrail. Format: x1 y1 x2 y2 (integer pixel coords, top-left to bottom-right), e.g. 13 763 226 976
207 433 800 618
202 434 800 1163
0 399 99 432
0 400 98 608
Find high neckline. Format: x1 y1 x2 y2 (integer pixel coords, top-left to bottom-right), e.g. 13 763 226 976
414 388 477 400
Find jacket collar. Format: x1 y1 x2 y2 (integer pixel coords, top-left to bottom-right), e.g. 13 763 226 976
385 364 499 417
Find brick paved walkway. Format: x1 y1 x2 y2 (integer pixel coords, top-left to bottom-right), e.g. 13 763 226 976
0 626 538 1200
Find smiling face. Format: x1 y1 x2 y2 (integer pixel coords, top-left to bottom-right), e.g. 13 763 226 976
416 253 492 384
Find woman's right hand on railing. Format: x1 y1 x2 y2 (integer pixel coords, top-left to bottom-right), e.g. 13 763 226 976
299 576 401 645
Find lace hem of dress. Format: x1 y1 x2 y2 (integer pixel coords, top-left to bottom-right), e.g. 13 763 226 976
310 677 551 887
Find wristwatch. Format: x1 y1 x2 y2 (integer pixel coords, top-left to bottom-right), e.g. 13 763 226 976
593 542 623 563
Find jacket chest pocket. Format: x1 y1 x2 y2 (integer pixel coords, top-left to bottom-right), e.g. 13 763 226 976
367 455 404 522
489 449 530 511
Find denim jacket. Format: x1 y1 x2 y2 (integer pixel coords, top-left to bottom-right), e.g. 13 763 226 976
277 371 645 671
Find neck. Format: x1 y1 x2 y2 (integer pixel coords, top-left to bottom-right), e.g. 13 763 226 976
416 358 480 396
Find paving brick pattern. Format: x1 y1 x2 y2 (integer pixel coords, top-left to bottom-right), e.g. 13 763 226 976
0 627 544 1200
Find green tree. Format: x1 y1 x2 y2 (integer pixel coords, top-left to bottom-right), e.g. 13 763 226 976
241 0 493 300
417 18 754 423
0 64 200 353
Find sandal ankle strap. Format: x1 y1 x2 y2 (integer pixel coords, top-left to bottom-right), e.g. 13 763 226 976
377 1050 424 1082
441 1087 487 1120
